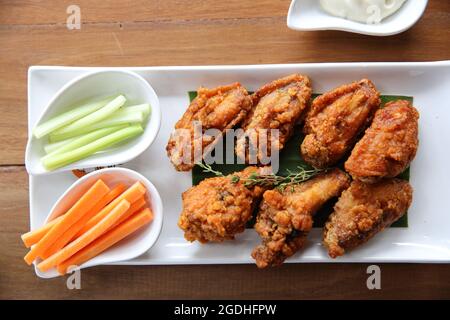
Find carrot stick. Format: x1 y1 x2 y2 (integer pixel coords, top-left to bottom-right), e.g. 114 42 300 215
21 183 127 249
74 181 146 238
57 207 153 274
110 196 146 230
21 216 63 248
37 199 131 272
68 196 146 245
24 179 110 265
41 184 126 259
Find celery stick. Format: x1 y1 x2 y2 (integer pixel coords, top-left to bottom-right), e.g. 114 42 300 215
124 104 151 118
88 109 144 129
48 109 143 142
33 97 112 139
44 138 77 154
42 125 144 171
42 125 128 159
50 95 126 138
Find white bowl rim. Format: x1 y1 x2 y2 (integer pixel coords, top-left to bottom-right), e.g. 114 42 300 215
34 166 164 278
25 69 161 175
286 0 429 36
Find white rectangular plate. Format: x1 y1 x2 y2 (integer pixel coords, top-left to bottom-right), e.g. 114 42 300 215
28 62 450 270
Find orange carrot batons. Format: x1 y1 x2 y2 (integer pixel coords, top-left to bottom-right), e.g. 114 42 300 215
74 181 146 237
110 196 146 229
21 215 63 248
24 179 110 265
37 199 131 272
41 184 126 259
57 207 153 274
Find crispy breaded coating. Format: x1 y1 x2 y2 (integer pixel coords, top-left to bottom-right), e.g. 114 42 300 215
236 74 312 164
251 169 350 268
178 167 267 243
345 100 419 183
167 83 252 171
301 79 381 168
323 179 413 258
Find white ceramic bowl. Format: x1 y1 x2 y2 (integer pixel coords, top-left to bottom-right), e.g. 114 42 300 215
34 167 163 278
287 0 428 36
25 70 161 175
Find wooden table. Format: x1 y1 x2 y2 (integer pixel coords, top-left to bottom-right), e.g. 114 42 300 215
1 0 449 300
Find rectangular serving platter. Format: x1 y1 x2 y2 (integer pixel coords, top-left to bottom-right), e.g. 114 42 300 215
28 62 450 272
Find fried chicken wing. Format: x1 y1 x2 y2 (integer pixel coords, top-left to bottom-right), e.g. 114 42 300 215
301 79 381 168
167 83 252 171
345 100 419 183
323 179 413 258
251 169 350 268
179 167 267 243
236 74 312 164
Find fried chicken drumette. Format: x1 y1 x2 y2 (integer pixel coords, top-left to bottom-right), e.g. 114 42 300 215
167 83 252 171
179 167 268 243
345 100 419 183
301 79 381 168
251 169 350 268
323 178 413 258
236 74 312 164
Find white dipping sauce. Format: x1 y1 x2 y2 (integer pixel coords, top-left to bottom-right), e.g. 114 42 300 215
319 0 407 24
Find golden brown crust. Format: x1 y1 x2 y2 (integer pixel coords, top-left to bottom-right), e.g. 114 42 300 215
323 179 413 258
345 100 419 183
251 169 350 268
236 74 312 163
166 83 252 171
178 167 266 243
301 79 381 168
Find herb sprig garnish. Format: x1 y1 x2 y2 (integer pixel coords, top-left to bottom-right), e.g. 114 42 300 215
196 163 324 191
197 162 224 177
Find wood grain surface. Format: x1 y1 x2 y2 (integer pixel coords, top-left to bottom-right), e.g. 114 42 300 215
0 0 449 299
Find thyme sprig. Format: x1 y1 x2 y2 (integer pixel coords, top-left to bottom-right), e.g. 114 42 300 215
196 162 224 177
241 167 324 191
196 162 324 191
